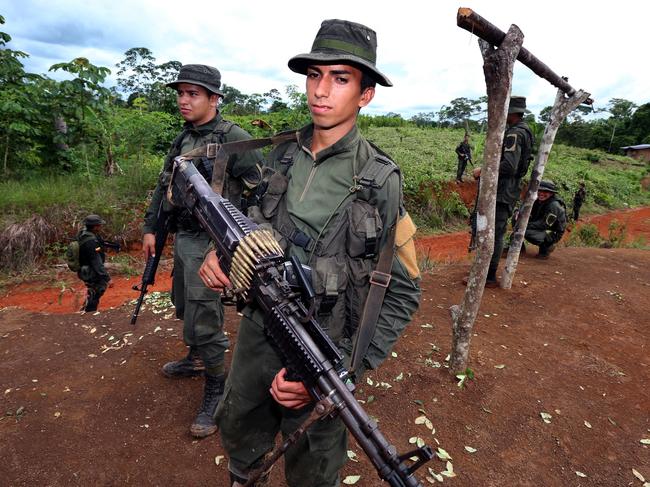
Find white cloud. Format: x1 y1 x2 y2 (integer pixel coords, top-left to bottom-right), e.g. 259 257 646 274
3 0 648 116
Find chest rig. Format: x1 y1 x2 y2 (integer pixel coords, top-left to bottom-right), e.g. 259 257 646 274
248 139 399 349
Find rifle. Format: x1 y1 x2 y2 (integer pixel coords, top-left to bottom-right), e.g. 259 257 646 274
169 157 433 487
130 200 172 325
102 240 121 252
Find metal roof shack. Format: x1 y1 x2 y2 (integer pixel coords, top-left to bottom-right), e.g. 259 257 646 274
621 144 650 162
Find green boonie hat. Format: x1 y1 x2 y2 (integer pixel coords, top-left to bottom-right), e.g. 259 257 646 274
166 64 224 97
508 96 531 114
83 214 106 226
288 19 393 87
539 180 558 193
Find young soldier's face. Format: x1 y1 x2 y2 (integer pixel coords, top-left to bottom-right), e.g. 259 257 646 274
176 83 218 126
538 190 552 202
306 65 374 132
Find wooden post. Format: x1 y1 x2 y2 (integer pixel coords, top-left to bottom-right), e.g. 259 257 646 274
501 87 590 288
449 26 523 375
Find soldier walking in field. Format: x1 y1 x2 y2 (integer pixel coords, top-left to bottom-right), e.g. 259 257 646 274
455 133 472 183
572 181 586 221
141 64 263 438
199 19 421 486
472 96 534 287
77 215 111 312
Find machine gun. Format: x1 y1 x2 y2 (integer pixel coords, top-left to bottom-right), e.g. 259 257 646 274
130 200 172 325
169 156 433 487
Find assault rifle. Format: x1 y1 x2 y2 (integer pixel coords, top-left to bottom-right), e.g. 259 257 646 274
169 156 433 487
102 240 122 252
130 200 172 325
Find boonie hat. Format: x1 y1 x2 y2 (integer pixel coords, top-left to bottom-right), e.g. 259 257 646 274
538 180 558 193
288 19 392 87
166 64 224 97
83 214 106 226
508 96 531 114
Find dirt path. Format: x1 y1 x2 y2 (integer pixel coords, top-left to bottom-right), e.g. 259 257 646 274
1 206 648 315
1 247 649 486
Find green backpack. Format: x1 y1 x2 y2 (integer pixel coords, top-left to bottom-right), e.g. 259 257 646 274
65 239 81 272
66 231 94 272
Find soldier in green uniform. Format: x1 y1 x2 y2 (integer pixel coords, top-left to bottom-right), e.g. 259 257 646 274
142 64 263 438
525 180 567 259
78 214 111 312
473 96 534 287
572 181 586 221
455 133 472 183
199 19 421 487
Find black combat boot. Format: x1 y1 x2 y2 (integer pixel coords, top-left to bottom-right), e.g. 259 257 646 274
161 349 205 378
190 373 225 438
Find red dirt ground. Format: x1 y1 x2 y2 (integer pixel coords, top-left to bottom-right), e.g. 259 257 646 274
1 207 649 486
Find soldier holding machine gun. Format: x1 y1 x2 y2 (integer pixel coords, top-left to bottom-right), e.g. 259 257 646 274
199 19 424 487
139 64 263 438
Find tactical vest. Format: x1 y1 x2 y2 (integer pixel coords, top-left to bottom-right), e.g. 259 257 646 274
513 124 534 179
162 119 245 231
248 139 400 347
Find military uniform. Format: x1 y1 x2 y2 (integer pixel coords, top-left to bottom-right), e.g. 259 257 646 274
488 98 534 284
77 215 110 312
455 139 472 182
525 181 567 257
218 20 420 487
143 64 263 438
572 184 586 221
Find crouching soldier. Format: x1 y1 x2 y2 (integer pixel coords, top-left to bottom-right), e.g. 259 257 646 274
525 180 567 259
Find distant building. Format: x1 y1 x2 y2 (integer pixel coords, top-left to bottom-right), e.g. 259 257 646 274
621 144 650 162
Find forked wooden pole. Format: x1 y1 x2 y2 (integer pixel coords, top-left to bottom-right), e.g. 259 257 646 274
449 26 523 374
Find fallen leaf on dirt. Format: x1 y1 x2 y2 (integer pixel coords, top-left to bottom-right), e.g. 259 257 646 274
608 417 617 426
415 415 428 425
395 372 404 381
347 450 358 462
90 327 96 334
5 389 11 395
640 439 650 445
481 406 492 414
441 461 456 477
54 411 61 418
540 412 552 424
494 364 506 369
584 420 592 428
436 448 452 461
88 354 97 358
575 471 587 478
342 475 360 484
632 469 645 482
421 323 433 328
427 467 444 482
214 455 224 465
366 377 374 386
391 352 398 358
464 446 477 453
153 326 162 333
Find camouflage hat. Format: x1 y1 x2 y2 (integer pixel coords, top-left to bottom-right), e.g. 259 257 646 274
83 214 106 226
508 96 531 114
538 180 558 193
288 19 392 87
166 64 224 97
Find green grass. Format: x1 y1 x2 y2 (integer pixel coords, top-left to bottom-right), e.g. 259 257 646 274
1 124 648 273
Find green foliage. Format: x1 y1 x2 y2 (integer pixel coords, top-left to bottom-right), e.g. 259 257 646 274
565 224 603 247
607 219 627 248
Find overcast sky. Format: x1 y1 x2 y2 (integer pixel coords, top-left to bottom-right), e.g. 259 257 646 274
2 0 648 117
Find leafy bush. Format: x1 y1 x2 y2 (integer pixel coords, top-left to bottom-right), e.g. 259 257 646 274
565 224 603 247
